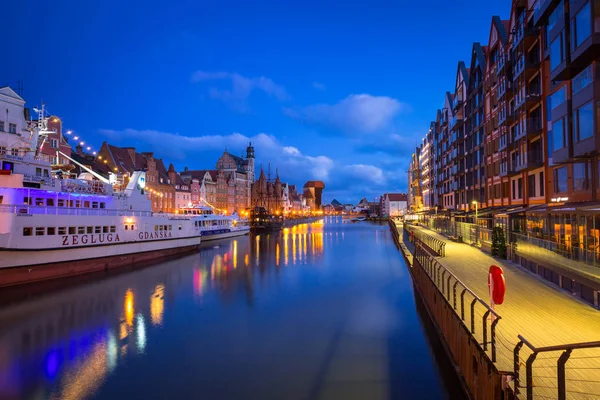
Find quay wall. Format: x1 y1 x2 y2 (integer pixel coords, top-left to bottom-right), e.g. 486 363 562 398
389 221 512 400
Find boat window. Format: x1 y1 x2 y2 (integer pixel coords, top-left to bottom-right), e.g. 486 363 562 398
0 195 3 204
68 227 76 234
58 199 65 207
68 200 74 207
78 227 85 234
35 198 44 206
110 226 116 233
168 225 172 231
100 202 106 209
84 201 90 208
43 169 49 177
47 199 55 206
35 227 45 236
103 226 109 233
92 202 99 209
154 225 159 232
75 200 81 208
23 196 31 205
47 227 56 235
23 227 32 236
35 167 42 176
125 225 129 230
95 226 102 234
87 226 93 234
131 225 136 230
178 224 182 230
58 227 66 235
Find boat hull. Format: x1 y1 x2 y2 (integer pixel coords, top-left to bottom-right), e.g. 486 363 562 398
0 237 201 287
201 228 250 242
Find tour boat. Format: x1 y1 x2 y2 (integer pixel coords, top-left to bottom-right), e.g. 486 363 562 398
179 206 250 241
0 108 201 287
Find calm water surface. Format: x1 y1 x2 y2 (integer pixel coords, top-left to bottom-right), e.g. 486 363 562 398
0 217 464 400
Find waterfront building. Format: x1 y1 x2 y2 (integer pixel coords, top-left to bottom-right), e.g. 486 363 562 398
380 193 408 217
419 127 435 210
214 144 255 214
168 163 191 209
39 115 72 168
408 149 423 213
0 87 32 161
303 180 325 210
180 169 217 208
251 167 283 214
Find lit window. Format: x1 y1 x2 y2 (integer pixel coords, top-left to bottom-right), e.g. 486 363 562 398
35 198 44 206
84 201 90 208
78 226 85 234
103 226 109 233
110 226 116 233
58 227 67 235
57 199 65 207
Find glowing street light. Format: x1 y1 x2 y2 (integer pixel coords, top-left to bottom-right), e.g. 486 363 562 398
472 200 478 223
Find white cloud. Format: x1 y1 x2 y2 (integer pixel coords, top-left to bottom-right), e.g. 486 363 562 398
343 164 385 185
285 94 408 134
191 70 289 110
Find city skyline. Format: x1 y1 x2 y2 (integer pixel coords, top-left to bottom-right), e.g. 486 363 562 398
3 0 511 203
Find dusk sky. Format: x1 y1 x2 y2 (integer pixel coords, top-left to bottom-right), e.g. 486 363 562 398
4 0 511 203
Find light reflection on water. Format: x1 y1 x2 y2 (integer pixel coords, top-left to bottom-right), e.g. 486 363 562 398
0 217 460 400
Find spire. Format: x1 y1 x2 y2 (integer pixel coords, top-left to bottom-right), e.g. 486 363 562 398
167 163 175 173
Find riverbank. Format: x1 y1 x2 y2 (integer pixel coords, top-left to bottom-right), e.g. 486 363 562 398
282 216 323 227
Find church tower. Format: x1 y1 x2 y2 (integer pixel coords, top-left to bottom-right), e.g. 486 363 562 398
246 142 255 207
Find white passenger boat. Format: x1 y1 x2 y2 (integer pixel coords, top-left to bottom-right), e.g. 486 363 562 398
180 206 250 241
0 106 200 287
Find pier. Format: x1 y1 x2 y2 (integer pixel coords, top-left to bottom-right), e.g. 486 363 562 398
391 220 600 399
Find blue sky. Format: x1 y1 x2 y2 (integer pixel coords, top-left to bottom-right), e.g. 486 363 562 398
3 0 511 203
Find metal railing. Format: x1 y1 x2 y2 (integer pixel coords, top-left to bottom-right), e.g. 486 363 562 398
404 223 446 257
0 204 153 217
414 242 502 363
514 335 600 400
513 232 600 269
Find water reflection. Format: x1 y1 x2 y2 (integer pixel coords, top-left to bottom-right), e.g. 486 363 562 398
0 218 458 399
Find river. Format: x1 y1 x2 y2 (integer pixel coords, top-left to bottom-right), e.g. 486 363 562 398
0 217 464 400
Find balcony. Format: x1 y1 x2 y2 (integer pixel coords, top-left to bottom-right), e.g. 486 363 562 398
498 107 514 125
452 96 463 112
514 85 542 111
449 115 464 129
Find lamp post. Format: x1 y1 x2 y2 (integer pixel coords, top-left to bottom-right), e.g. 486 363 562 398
472 200 478 224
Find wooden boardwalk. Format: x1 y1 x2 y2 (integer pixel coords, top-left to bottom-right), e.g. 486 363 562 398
393 222 600 400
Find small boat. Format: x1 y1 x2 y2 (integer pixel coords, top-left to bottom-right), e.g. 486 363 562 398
248 206 283 233
179 206 250 241
350 216 366 222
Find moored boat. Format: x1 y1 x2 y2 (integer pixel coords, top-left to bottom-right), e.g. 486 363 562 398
248 206 283 233
179 206 250 241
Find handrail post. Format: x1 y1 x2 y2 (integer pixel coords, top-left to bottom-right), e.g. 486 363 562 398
446 274 452 299
452 281 459 310
491 316 500 363
460 288 467 320
525 352 538 400
557 349 572 400
470 298 477 334
513 341 524 394
482 309 491 351
440 269 446 292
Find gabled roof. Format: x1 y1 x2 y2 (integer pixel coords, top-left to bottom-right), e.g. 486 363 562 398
0 86 24 102
180 169 216 182
155 159 169 182
492 16 509 45
104 143 147 174
386 193 408 201
455 61 469 91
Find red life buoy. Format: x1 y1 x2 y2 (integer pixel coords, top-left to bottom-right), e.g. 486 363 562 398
488 265 506 305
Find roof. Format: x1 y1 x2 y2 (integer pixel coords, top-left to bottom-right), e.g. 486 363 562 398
303 180 325 189
180 169 217 182
492 16 509 45
175 174 185 185
0 86 24 102
386 193 408 201
155 159 169 182
104 143 147 174
303 189 315 199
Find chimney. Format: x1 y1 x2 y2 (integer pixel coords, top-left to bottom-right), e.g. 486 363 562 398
184 166 188 172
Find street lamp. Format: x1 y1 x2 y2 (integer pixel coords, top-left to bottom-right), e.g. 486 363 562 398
472 200 478 224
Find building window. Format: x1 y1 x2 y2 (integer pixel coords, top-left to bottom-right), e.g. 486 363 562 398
548 1 564 32
550 33 564 71
553 116 567 151
571 2 591 50
8 123 17 134
573 162 590 191
0 121 4 132
553 167 568 193
528 174 536 197
540 171 545 197
11 148 19 156
572 65 593 94
549 86 566 110
574 101 594 142
51 139 58 149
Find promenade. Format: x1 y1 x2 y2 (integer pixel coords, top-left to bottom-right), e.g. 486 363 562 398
393 221 600 399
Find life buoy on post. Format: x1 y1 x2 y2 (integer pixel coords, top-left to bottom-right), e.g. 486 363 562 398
488 265 506 305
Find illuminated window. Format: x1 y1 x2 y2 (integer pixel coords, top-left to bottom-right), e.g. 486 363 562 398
23 227 32 236
23 196 31 205
84 201 90 208
58 227 67 235
78 227 85 234
92 201 99 208
57 199 65 207
75 200 82 208
47 227 56 235
35 227 45 236
111 226 116 233
35 198 44 206
103 226 109 233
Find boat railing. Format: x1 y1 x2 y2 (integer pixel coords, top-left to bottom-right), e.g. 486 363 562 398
0 204 153 217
